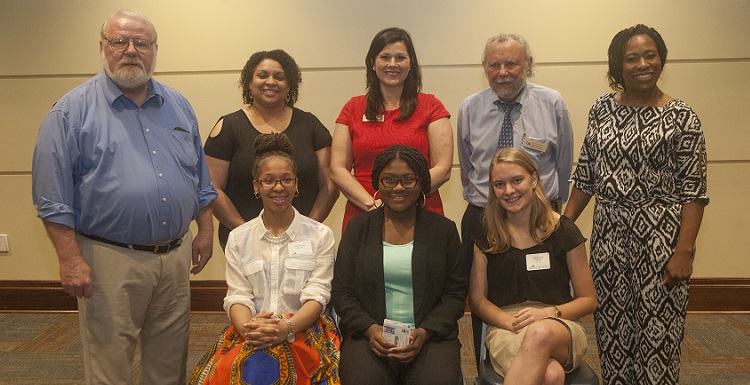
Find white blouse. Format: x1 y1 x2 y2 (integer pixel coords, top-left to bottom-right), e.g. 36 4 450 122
223 208 335 318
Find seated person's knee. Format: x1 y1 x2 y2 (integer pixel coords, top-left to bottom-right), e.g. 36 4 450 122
522 320 557 351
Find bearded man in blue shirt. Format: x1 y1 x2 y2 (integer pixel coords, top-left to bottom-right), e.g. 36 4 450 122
32 9 217 385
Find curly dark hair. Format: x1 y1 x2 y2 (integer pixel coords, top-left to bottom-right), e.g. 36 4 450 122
607 24 668 92
240 50 302 106
371 145 430 197
364 27 422 122
252 133 297 179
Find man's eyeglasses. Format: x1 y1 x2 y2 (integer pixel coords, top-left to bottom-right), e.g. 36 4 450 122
258 178 297 188
380 176 419 189
103 36 154 53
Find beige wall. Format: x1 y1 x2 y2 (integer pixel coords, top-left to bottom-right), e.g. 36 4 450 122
1 0 748 280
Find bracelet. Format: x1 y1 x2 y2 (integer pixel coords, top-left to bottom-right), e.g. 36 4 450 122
282 316 295 343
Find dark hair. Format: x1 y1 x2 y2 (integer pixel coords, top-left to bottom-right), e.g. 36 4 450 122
252 133 297 179
371 145 430 196
240 50 302 106
607 24 668 92
364 27 422 122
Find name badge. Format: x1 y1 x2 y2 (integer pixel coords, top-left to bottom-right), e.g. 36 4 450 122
288 241 313 257
526 252 551 271
522 138 548 152
362 114 385 122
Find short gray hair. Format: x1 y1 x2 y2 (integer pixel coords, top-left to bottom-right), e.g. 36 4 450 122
482 33 534 77
100 9 157 42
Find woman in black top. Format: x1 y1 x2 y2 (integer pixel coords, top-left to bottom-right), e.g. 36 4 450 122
469 147 596 385
204 50 338 248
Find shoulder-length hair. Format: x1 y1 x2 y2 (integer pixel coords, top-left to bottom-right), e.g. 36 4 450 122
364 27 422 122
240 49 302 106
482 148 557 254
607 24 668 92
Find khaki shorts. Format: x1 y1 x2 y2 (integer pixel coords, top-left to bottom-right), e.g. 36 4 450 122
485 301 588 377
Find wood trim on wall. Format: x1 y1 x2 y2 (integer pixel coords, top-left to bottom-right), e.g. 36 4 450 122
1 278 749 312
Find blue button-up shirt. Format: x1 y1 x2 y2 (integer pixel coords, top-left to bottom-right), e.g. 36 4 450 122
32 71 217 245
457 83 573 206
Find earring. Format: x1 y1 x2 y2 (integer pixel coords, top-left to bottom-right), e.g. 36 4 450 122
294 190 299 197
372 190 383 209
419 192 426 208
285 93 291 104
247 90 254 106
254 191 260 199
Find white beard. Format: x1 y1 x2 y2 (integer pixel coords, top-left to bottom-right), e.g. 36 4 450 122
493 80 526 102
102 53 155 90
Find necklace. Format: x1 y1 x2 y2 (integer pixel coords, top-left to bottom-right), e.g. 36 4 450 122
262 232 289 244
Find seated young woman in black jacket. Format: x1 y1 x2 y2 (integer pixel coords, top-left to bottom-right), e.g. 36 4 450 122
332 145 467 385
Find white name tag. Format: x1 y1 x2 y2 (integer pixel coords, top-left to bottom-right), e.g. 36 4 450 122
288 240 313 257
522 138 548 152
526 252 551 271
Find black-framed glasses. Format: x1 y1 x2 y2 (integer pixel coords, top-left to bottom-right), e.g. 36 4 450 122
103 36 154 53
380 176 419 189
258 177 297 188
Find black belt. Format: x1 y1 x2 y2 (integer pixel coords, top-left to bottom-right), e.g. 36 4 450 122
80 233 182 254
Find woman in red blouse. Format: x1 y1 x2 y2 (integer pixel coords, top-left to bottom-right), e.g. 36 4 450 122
331 27 453 231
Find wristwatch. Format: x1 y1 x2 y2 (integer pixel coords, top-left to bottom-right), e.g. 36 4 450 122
553 305 562 318
283 317 295 343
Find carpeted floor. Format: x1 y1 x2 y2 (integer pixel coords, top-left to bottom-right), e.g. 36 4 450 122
0 312 748 384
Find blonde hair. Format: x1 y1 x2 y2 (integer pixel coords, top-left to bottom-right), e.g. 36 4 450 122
482 148 557 254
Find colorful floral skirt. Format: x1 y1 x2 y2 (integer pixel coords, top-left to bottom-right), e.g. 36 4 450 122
190 313 341 385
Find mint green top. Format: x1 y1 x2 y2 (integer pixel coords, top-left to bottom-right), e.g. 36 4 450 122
383 241 415 326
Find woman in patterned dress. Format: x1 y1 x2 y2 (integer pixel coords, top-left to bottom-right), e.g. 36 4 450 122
191 133 340 385
564 24 708 385
331 27 453 231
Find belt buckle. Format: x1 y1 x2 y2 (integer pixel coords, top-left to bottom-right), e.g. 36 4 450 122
153 243 169 254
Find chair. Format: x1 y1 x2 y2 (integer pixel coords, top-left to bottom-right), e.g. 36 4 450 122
477 323 599 385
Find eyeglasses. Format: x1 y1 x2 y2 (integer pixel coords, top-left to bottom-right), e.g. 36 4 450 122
380 176 419 189
103 36 154 53
258 177 297 188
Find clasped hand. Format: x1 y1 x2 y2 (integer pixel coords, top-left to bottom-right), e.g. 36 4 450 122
504 307 553 333
365 324 429 363
240 312 285 350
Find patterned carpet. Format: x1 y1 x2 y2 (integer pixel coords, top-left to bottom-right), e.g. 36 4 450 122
0 312 748 384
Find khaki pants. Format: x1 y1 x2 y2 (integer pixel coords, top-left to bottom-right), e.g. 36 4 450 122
77 232 192 385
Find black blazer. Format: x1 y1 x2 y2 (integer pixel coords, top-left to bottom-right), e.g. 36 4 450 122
332 206 468 341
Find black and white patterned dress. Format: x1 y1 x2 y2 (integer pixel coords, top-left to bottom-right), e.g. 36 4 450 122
570 94 708 385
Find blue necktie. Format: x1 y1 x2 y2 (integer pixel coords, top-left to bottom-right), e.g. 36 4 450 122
495 100 519 150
